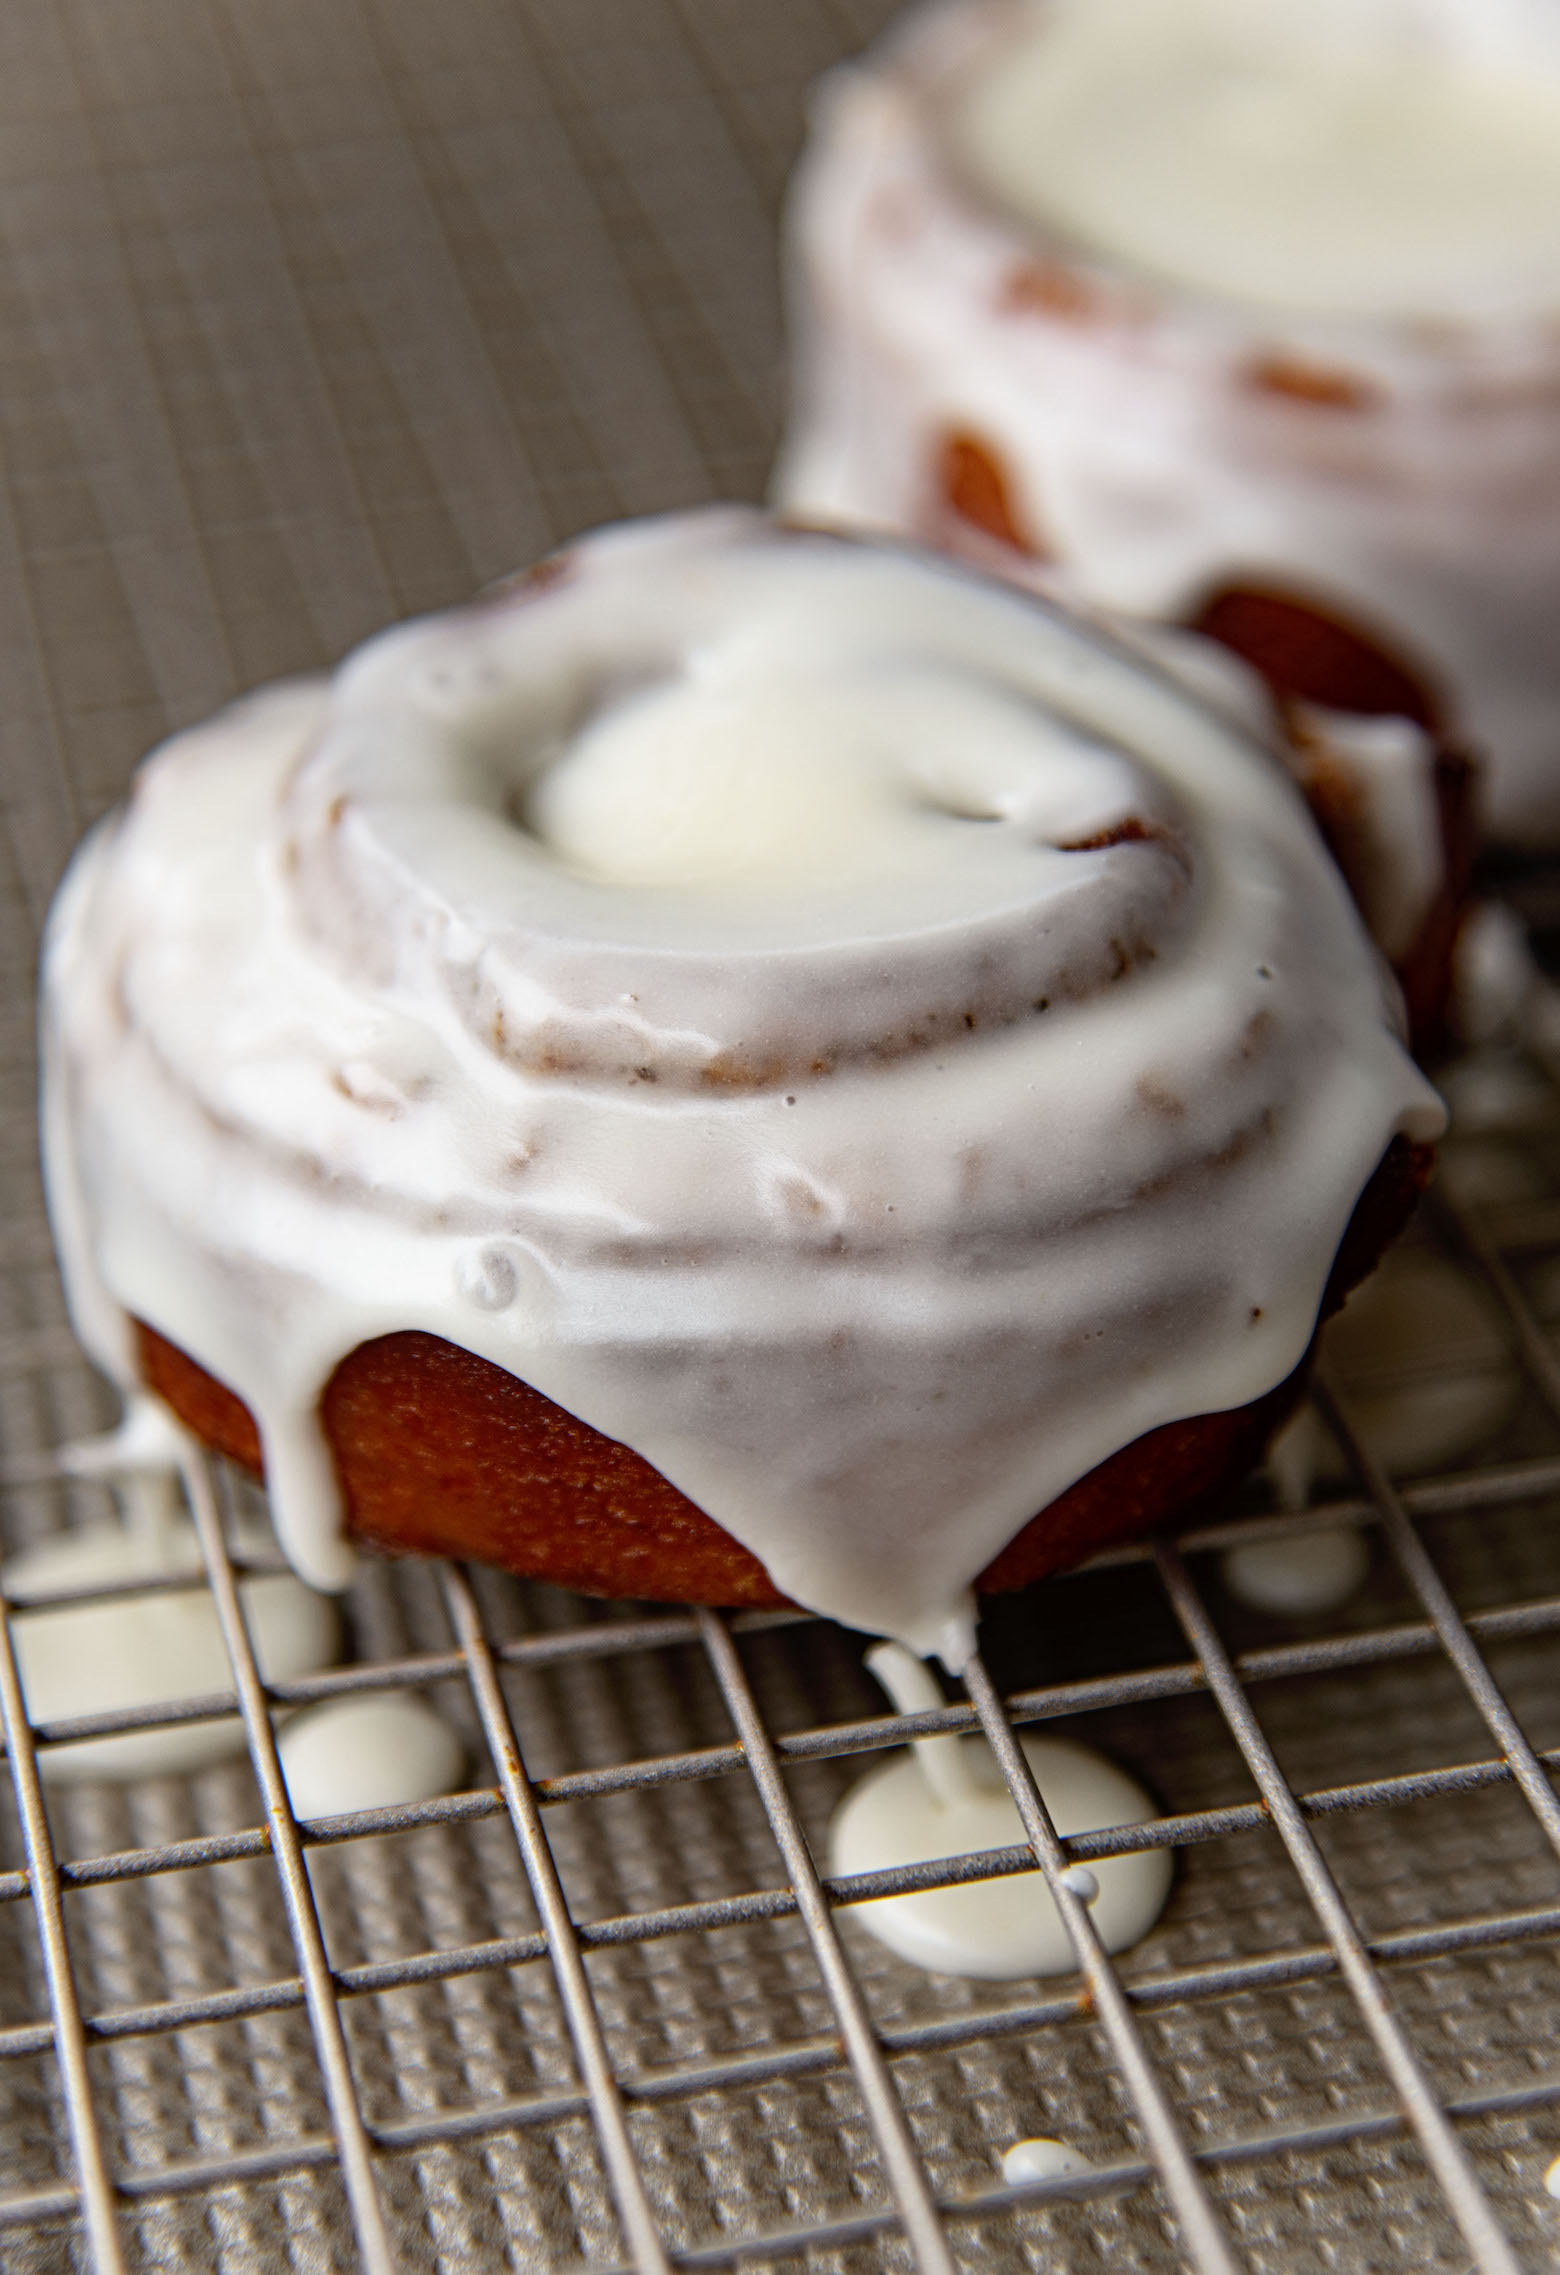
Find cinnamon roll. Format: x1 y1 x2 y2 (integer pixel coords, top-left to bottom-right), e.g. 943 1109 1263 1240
41 511 1441 1663
775 0 1560 844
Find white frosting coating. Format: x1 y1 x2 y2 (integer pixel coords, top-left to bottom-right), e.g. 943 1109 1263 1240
40 510 1440 1662
775 0 1560 839
951 0 1560 321
5 1520 337 1784
277 1691 464 1820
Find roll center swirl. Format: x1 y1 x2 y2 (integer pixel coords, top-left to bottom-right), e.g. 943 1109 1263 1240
285 519 1200 1090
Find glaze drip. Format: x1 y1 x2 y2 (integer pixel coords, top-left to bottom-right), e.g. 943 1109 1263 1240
951 0 1560 321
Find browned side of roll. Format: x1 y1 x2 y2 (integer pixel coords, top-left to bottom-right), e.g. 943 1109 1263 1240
1189 582 1478 1055
135 1136 1433 1608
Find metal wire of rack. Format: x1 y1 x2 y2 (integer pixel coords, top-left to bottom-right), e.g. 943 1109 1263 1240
3 0 1560 2266
1 1078 1560 2272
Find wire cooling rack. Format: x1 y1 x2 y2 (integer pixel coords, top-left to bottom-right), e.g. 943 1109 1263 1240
2 1011 1560 2275
4 0 1560 2268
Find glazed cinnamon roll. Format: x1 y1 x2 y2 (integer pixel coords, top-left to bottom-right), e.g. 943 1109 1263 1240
41 511 1441 1663
776 0 1560 846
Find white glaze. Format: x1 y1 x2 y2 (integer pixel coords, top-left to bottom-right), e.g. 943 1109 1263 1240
40 510 1440 1662
951 0 1560 321
276 1691 464 1820
529 671 963 891
1544 2152 1560 2201
1221 1524 1369 1618
1261 1244 1514 1508
830 1727 1172 1977
1001 2137 1093 2186
776 4 1560 839
1288 710 1444 967
5 1520 337 1783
